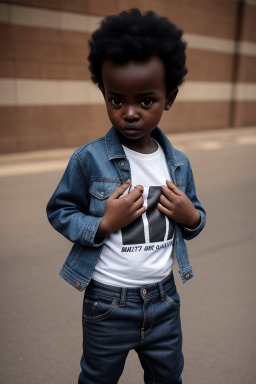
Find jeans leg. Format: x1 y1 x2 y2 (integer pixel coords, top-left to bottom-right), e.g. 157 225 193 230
78 289 131 384
136 282 184 384
78 350 128 384
78 273 183 384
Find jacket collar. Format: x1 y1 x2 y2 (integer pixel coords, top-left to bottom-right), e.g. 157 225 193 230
105 126 126 160
105 126 184 167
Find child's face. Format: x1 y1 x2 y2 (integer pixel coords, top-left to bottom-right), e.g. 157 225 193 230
101 56 177 149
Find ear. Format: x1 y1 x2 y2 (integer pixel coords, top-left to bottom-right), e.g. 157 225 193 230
164 88 178 110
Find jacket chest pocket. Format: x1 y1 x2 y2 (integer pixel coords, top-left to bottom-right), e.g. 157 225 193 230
89 180 121 217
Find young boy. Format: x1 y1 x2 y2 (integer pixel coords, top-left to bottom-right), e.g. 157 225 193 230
47 9 206 384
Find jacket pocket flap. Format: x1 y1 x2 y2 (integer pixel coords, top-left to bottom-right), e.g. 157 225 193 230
89 180 120 200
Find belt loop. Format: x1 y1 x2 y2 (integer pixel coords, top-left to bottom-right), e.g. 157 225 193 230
120 288 127 307
158 282 165 301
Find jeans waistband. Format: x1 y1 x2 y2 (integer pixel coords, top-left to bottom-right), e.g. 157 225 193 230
87 272 174 305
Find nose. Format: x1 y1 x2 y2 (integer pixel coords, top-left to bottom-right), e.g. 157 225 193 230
123 105 139 122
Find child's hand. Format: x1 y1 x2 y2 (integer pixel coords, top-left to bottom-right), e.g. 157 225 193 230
96 180 146 237
158 180 200 229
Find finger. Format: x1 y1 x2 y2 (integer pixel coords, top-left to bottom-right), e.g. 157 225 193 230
166 180 183 195
110 180 131 199
132 195 145 211
159 194 173 209
158 202 173 218
133 205 147 218
128 186 144 201
161 185 175 200
133 184 144 193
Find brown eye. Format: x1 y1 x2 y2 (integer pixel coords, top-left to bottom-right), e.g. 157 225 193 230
141 98 153 107
111 98 122 106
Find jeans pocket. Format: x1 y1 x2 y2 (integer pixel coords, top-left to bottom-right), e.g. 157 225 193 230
165 287 181 310
83 295 117 323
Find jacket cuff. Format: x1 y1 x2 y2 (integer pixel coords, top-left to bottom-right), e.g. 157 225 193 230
179 265 194 284
181 211 206 240
182 214 202 233
82 216 107 247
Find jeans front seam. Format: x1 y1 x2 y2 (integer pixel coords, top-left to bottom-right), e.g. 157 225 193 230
144 307 154 337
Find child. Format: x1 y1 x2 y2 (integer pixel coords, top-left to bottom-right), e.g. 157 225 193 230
47 8 206 384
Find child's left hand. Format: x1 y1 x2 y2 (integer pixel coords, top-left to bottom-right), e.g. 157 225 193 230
158 180 200 229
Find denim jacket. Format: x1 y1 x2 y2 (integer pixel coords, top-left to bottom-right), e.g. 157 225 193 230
47 127 206 291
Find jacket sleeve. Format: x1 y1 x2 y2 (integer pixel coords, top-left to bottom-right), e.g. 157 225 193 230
181 158 206 240
46 152 106 247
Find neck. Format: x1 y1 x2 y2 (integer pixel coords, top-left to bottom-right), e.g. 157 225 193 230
119 135 158 154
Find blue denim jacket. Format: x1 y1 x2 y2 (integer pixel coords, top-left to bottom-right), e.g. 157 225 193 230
47 127 206 291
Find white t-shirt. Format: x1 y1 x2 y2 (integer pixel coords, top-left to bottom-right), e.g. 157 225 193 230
92 141 175 287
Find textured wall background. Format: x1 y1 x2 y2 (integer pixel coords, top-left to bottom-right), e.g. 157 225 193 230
0 0 255 153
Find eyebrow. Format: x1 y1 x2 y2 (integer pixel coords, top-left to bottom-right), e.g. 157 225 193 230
107 91 158 97
107 91 122 97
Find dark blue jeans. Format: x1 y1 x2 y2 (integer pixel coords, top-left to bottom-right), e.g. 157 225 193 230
78 272 184 384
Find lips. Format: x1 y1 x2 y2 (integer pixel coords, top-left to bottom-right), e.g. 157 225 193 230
122 126 141 136
123 126 140 131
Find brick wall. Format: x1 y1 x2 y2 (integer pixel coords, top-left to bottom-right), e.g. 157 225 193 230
0 0 255 153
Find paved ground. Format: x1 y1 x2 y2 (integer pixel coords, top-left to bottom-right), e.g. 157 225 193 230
0 127 256 384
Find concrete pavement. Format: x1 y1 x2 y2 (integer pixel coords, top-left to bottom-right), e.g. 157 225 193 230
0 127 256 383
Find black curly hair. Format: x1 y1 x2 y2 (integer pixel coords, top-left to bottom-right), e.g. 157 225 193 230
88 8 187 93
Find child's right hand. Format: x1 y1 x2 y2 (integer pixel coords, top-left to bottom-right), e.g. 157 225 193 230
96 179 146 237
